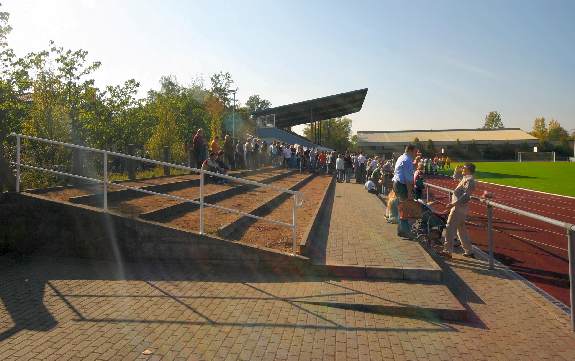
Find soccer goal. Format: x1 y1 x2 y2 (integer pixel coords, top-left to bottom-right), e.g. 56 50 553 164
517 151 556 162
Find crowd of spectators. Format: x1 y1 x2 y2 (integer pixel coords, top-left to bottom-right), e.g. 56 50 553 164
188 127 453 193
188 128 475 258
189 128 346 180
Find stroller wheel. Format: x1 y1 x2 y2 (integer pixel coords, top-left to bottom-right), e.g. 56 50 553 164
416 235 431 248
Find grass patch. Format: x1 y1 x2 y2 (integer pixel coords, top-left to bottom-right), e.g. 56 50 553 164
446 162 575 197
108 166 189 182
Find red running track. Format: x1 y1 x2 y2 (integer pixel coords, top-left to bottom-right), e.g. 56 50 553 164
426 176 575 306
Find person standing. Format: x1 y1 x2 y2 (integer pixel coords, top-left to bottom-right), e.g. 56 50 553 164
282 144 292 168
356 152 367 183
210 136 221 154
235 139 244 169
244 138 253 169
192 128 206 169
440 163 477 259
343 152 353 183
318 151 327 174
223 135 234 169
392 144 417 237
335 154 345 182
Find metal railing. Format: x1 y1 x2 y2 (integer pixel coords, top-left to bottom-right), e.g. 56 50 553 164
424 181 575 330
9 133 303 254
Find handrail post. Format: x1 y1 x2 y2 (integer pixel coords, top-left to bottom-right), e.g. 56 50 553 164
200 169 205 235
568 228 575 331
103 151 108 211
292 194 297 255
487 203 494 270
127 144 136 180
163 146 170 176
15 134 21 193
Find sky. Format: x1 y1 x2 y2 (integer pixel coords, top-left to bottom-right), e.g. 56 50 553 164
3 0 575 135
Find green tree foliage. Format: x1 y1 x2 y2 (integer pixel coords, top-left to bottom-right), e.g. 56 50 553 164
530 117 548 140
209 71 234 107
245 95 271 113
426 139 436 156
205 94 225 141
349 134 359 152
302 117 353 151
547 119 569 141
412 137 423 153
483 111 504 129
0 8 20 190
145 76 211 161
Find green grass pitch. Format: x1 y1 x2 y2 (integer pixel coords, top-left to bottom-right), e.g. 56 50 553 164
448 162 575 197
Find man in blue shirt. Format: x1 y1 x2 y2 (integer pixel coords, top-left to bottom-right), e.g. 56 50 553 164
392 144 417 237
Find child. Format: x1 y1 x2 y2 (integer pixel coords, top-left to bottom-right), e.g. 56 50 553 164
453 165 464 181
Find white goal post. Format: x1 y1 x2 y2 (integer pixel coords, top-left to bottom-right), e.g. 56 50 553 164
517 151 556 162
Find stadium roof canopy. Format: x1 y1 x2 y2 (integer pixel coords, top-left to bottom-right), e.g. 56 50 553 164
357 128 538 145
252 88 368 128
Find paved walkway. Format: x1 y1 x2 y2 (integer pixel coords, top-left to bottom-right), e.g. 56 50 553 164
1 255 575 360
316 182 436 270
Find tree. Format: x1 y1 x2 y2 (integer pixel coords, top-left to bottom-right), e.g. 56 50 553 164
303 117 353 151
209 71 234 107
413 137 423 154
483 111 504 129
83 79 145 151
547 119 569 141
426 139 436 155
530 117 548 140
349 134 359 152
205 94 225 141
0 6 21 190
146 90 184 161
245 95 271 113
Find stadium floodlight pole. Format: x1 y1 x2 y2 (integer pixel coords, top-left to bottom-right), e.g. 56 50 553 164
230 88 238 139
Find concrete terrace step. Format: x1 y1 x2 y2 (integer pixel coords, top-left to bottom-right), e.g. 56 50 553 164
72 168 288 218
227 175 335 255
140 168 295 222
68 167 276 206
161 172 311 235
218 173 316 239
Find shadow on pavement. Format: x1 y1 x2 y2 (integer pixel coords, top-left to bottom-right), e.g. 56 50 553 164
0 256 465 342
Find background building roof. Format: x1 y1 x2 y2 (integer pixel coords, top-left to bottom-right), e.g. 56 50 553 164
357 128 537 145
252 88 368 128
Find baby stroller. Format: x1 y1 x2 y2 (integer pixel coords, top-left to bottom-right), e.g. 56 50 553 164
411 200 448 247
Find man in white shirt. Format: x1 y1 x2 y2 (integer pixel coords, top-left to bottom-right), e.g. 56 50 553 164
283 145 291 168
335 154 345 182
356 152 367 183
392 145 417 237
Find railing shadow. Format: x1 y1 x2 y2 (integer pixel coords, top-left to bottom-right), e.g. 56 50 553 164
0 257 462 342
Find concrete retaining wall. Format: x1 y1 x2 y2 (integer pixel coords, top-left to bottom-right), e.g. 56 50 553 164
300 175 336 255
0 192 312 272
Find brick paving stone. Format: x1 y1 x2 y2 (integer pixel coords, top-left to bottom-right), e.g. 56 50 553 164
316 182 437 270
1 251 575 360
